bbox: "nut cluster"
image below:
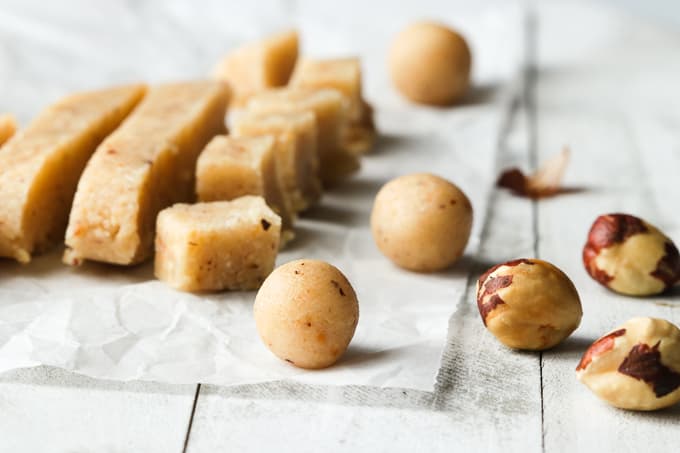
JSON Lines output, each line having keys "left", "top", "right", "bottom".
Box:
{"left": 476, "top": 258, "right": 582, "bottom": 350}
{"left": 576, "top": 317, "right": 680, "bottom": 410}
{"left": 583, "top": 213, "right": 680, "bottom": 296}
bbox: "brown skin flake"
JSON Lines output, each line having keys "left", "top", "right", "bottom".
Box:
{"left": 477, "top": 275, "right": 513, "bottom": 326}
{"left": 618, "top": 341, "right": 680, "bottom": 397}
{"left": 576, "top": 329, "right": 626, "bottom": 371}
{"left": 650, "top": 241, "right": 680, "bottom": 289}
{"left": 585, "top": 214, "right": 648, "bottom": 253}
{"left": 476, "top": 259, "right": 535, "bottom": 325}
{"left": 261, "top": 219, "right": 271, "bottom": 231}
{"left": 583, "top": 214, "right": 648, "bottom": 285}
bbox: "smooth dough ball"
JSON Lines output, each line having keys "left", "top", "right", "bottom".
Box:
{"left": 476, "top": 259, "right": 583, "bottom": 351}
{"left": 254, "top": 259, "right": 359, "bottom": 369}
{"left": 389, "top": 21, "right": 471, "bottom": 105}
{"left": 371, "top": 173, "right": 473, "bottom": 272}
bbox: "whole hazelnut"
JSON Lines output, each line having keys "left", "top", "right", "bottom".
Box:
{"left": 576, "top": 317, "right": 680, "bottom": 411}
{"left": 388, "top": 21, "right": 471, "bottom": 106}
{"left": 476, "top": 259, "right": 582, "bottom": 350}
{"left": 583, "top": 213, "right": 680, "bottom": 296}
{"left": 370, "top": 173, "right": 473, "bottom": 272}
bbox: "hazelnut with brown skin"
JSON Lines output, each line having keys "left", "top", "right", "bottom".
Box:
{"left": 576, "top": 317, "right": 680, "bottom": 411}
{"left": 476, "top": 259, "right": 582, "bottom": 350}
{"left": 371, "top": 173, "right": 473, "bottom": 272}
{"left": 583, "top": 213, "right": 680, "bottom": 296}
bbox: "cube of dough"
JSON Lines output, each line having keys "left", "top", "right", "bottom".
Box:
{"left": 247, "top": 88, "right": 359, "bottom": 185}
{"left": 64, "top": 81, "right": 230, "bottom": 266}
{"left": 0, "top": 85, "right": 146, "bottom": 263}
{"left": 213, "top": 30, "right": 299, "bottom": 106}
{"left": 196, "top": 135, "right": 294, "bottom": 237}
{"left": 154, "top": 196, "right": 281, "bottom": 292}
{"left": 290, "top": 57, "right": 376, "bottom": 154}
{"left": 0, "top": 114, "right": 17, "bottom": 147}
{"left": 233, "top": 111, "right": 320, "bottom": 212}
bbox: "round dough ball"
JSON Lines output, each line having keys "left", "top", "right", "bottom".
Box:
{"left": 476, "top": 259, "right": 583, "bottom": 350}
{"left": 254, "top": 259, "right": 359, "bottom": 369}
{"left": 389, "top": 21, "right": 471, "bottom": 105}
{"left": 371, "top": 173, "right": 473, "bottom": 272}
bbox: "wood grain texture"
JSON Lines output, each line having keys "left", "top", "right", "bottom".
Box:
{"left": 0, "top": 367, "right": 197, "bottom": 453}
{"left": 536, "top": 2, "right": 680, "bottom": 451}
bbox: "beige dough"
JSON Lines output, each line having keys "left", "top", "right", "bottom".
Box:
{"left": 389, "top": 21, "right": 471, "bottom": 105}
{"left": 371, "top": 173, "right": 473, "bottom": 272}
{"left": 254, "top": 259, "right": 359, "bottom": 369}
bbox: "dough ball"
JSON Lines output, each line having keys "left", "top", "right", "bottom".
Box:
{"left": 371, "top": 173, "right": 473, "bottom": 272}
{"left": 389, "top": 21, "right": 471, "bottom": 105}
{"left": 254, "top": 259, "right": 359, "bottom": 369}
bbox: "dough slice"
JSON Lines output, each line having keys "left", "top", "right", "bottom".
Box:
{"left": 64, "top": 81, "right": 230, "bottom": 266}
{"left": 0, "top": 114, "right": 17, "bottom": 147}
{"left": 0, "top": 84, "right": 146, "bottom": 263}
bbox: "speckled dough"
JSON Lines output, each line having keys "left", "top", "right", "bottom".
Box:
{"left": 476, "top": 259, "right": 583, "bottom": 351}
{"left": 154, "top": 196, "right": 281, "bottom": 292}
{"left": 389, "top": 21, "right": 471, "bottom": 106}
{"left": 576, "top": 317, "right": 680, "bottom": 411}
{"left": 371, "top": 173, "right": 473, "bottom": 272}
{"left": 254, "top": 259, "right": 359, "bottom": 369}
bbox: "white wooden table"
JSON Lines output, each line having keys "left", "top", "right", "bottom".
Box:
{"left": 0, "top": 1, "right": 679, "bottom": 451}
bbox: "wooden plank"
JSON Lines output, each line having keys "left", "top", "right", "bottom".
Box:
{"left": 536, "top": 3, "right": 680, "bottom": 451}
{"left": 0, "top": 366, "right": 197, "bottom": 453}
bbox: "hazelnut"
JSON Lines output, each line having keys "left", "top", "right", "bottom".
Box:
{"left": 583, "top": 213, "right": 680, "bottom": 296}
{"left": 254, "top": 259, "right": 359, "bottom": 369}
{"left": 388, "top": 21, "right": 471, "bottom": 105}
{"left": 370, "top": 173, "right": 473, "bottom": 272}
{"left": 576, "top": 317, "right": 680, "bottom": 411}
{"left": 476, "top": 259, "right": 582, "bottom": 350}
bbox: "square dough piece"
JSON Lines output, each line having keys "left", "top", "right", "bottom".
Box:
{"left": 64, "top": 81, "right": 230, "bottom": 266}
{"left": 154, "top": 196, "right": 281, "bottom": 292}
{"left": 0, "top": 84, "right": 146, "bottom": 263}
{"left": 196, "top": 135, "right": 294, "bottom": 238}
{"left": 213, "top": 30, "right": 298, "bottom": 106}
{"left": 247, "top": 88, "right": 359, "bottom": 185}
{"left": 233, "top": 110, "right": 320, "bottom": 212}
{"left": 0, "top": 114, "right": 17, "bottom": 147}
{"left": 290, "top": 57, "right": 375, "bottom": 154}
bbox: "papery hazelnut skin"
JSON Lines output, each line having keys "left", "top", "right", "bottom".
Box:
{"left": 476, "top": 258, "right": 582, "bottom": 350}
{"left": 370, "top": 173, "right": 473, "bottom": 272}
{"left": 576, "top": 317, "right": 680, "bottom": 411}
{"left": 583, "top": 213, "right": 680, "bottom": 296}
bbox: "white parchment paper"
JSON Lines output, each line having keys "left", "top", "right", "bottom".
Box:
{"left": 0, "top": 0, "right": 520, "bottom": 390}
{"left": 0, "top": 106, "right": 502, "bottom": 390}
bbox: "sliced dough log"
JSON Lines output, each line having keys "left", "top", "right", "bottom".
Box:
{"left": 290, "top": 57, "right": 376, "bottom": 154}
{"left": 0, "top": 114, "right": 17, "bottom": 147}
{"left": 247, "top": 88, "right": 359, "bottom": 185}
{"left": 0, "top": 85, "right": 146, "bottom": 263}
{"left": 64, "top": 81, "right": 230, "bottom": 266}
{"left": 234, "top": 111, "right": 320, "bottom": 212}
